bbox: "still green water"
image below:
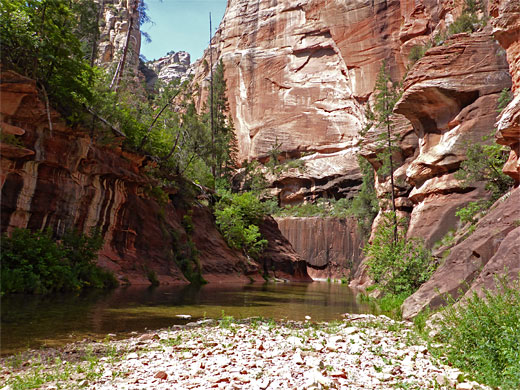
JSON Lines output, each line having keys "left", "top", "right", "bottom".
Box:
{"left": 1, "top": 282, "right": 372, "bottom": 355}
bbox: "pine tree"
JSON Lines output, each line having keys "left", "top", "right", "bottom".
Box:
{"left": 373, "top": 61, "right": 400, "bottom": 243}
{"left": 206, "top": 59, "right": 238, "bottom": 186}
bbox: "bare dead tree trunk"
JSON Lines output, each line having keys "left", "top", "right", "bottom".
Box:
{"left": 209, "top": 12, "right": 216, "bottom": 181}
{"left": 110, "top": 0, "right": 138, "bottom": 92}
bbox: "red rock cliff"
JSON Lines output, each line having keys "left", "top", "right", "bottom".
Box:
{"left": 491, "top": 0, "right": 520, "bottom": 183}
{"left": 0, "top": 71, "right": 309, "bottom": 284}
{"left": 275, "top": 217, "right": 364, "bottom": 280}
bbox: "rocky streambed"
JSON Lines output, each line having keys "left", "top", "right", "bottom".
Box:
{"left": 1, "top": 314, "right": 488, "bottom": 390}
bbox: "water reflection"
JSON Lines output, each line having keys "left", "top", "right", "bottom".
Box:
{"left": 1, "top": 282, "right": 372, "bottom": 355}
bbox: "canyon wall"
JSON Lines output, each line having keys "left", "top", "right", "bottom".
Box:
{"left": 192, "top": 0, "right": 406, "bottom": 202}
{"left": 400, "top": 0, "right": 520, "bottom": 318}
{"left": 0, "top": 71, "right": 309, "bottom": 285}
{"left": 396, "top": 29, "right": 511, "bottom": 245}
{"left": 491, "top": 0, "right": 520, "bottom": 183}
{"left": 275, "top": 217, "right": 363, "bottom": 280}
{"left": 192, "top": 0, "right": 467, "bottom": 203}
{"left": 196, "top": 0, "right": 519, "bottom": 306}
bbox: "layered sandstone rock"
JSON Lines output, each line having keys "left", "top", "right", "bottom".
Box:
{"left": 352, "top": 29, "right": 512, "bottom": 290}
{"left": 148, "top": 51, "right": 194, "bottom": 84}
{"left": 491, "top": 0, "right": 520, "bottom": 183}
{"left": 0, "top": 71, "right": 309, "bottom": 284}
{"left": 140, "top": 51, "right": 195, "bottom": 90}
{"left": 192, "top": 0, "right": 415, "bottom": 201}
{"left": 395, "top": 29, "right": 512, "bottom": 246}
{"left": 275, "top": 217, "right": 363, "bottom": 280}
{"left": 402, "top": 187, "right": 520, "bottom": 319}
{"left": 190, "top": 0, "right": 464, "bottom": 203}
{"left": 96, "top": 0, "right": 141, "bottom": 76}
{"left": 259, "top": 217, "right": 312, "bottom": 282}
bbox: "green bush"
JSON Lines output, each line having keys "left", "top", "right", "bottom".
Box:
{"left": 498, "top": 88, "right": 513, "bottom": 113}
{"left": 214, "top": 191, "right": 268, "bottom": 258}
{"left": 445, "top": 0, "right": 486, "bottom": 39}
{"left": 364, "top": 213, "right": 437, "bottom": 296}
{"left": 1, "top": 228, "right": 117, "bottom": 294}
{"left": 359, "top": 291, "right": 409, "bottom": 319}
{"left": 448, "top": 12, "right": 480, "bottom": 35}
{"left": 275, "top": 200, "right": 329, "bottom": 217}
{"left": 408, "top": 43, "right": 431, "bottom": 64}
{"left": 434, "top": 278, "right": 520, "bottom": 389}
{"left": 455, "top": 132, "right": 513, "bottom": 202}
{"left": 455, "top": 199, "right": 491, "bottom": 225}
{"left": 0, "top": 0, "right": 96, "bottom": 116}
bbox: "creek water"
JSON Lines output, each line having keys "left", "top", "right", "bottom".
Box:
{"left": 1, "top": 281, "right": 373, "bottom": 355}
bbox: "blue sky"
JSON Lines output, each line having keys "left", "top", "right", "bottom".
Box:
{"left": 141, "top": 0, "right": 227, "bottom": 62}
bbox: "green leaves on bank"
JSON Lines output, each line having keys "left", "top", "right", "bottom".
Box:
{"left": 434, "top": 278, "right": 520, "bottom": 389}
{"left": 214, "top": 191, "right": 268, "bottom": 259}
{"left": 1, "top": 228, "right": 118, "bottom": 295}
{"left": 364, "top": 212, "right": 437, "bottom": 297}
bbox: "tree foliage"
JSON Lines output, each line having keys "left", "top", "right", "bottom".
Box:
{"left": 0, "top": 0, "right": 96, "bottom": 115}
{"left": 1, "top": 228, "right": 117, "bottom": 295}
{"left": 349, "top": 157, "right": 380, "bottom": 237}
{"left": 364, "top": 213, "right": 437, "bottom": 296}
{"left": 372, "top": 62, "right": 401, "bottom": 242}
{"left": 455, "top": 132, "right": 513, "bottom": 201}
{"left": 205, "top": 59, "right": 239, "bottom": 187}
{"left": 214, "top": 191, "right": 268, "bottom": 258}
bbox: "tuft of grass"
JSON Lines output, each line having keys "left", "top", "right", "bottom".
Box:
{"left": 218, "top": 311, "right": 235, "bottom": 329}
{"left": 358, "top": 292, "right": 408, "bottom": 319}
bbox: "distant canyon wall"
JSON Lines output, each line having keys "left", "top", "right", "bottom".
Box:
{"left": 276, "top": 217, "right": 363, "bottom": 280}
{"left": 96, "top": 0, "right": 142, "bottom": 75}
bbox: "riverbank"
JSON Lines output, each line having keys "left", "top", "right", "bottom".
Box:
{"left": 1, "top": 314, "right": 487, "bottom": 390}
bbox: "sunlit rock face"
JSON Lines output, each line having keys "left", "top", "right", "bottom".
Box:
{"left": 96, "top": 0, "right": 141, "bottom": 75}
{"left": 402, "top": 187, "right": 520, "bottom": 320}
{"left": 145, "top": 51, "right": 195, "bottom": 85}
{"left": 0, "top": 71, "right": 310, "bottom": 285}
{"left": 192, "top": 0, "right": 418, "bottom": 200}
{"left": 491, "top": 0, "right": 520, "bottom": 183}
{"left": 399, "top": 0, "right": 520, "bottom": 318}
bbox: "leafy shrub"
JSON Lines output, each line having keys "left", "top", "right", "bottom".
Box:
{"left": 1, "top": 228, "right": 117, "bottom": 294}
{"left": 358, "top": 291, "right": 409, "bottom": 319}
{"left": 455, "top": 132, "right": 513, "bottom": 202}
{"left": 0, "top": 132, "right": 23, "bottom": 147}
{"left": 446, "top": 0, "right": 486, "bottom": 38}
{"left": 448, "top": 12, "right": 480, "bottom": 35}
{"left": 214, "top": 191, "right": 268, "bottom": 258}
{"left": 455, "top": 199, "right": 491, "bottom": 225}
{"left": 146, "top": 268, "right": 160, "bottom": 287}
{"left": 434, "top": 278, "right": 520, "bottom": 389}
{"left": 275, "top": 200, "right": 329, "bottom": 217}
{"left": 364, "top": 212, "right": 437, "bottom": 296}
{"left": 0, "top": 0, "right": 96, "bottom": 115}
{"left": 408, "top": 43, "right": 431, "bottom": 64}
{"left": 497, "top": 88, "right": 513, "bottom": 113}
